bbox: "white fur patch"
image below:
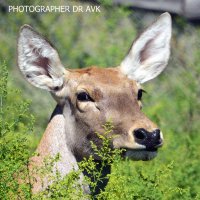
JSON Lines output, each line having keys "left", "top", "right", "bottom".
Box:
{"left": 120, "top": 12, "right": 172, "bottom": 83}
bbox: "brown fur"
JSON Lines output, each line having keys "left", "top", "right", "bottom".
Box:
{"left": 18, "top": 13, "right": 172, "bottom": 193}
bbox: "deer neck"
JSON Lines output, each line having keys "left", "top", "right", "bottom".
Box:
{"left": 35, "top": 104, "right": 110, "bottom": 194}
{"left": 36, "top": 105, "right": 78, "bottom": 176}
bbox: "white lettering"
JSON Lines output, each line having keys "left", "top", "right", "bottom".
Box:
{"left": 96, "top": 6, "right": 101, "bottom": 12}
{"left": 29, "top": 6, "right": 35, "bottom": 12}
{"left": 73, "top": 6, "right": 83, "bottom": 12}
{"left": 7, "top": 5, "right": 99, "bottom": 13}
{"left": 86, "top": 6, "right": 101, "bottom": 12}
{"left": 18, "top": 6, "right": 24, "bottom": 13}
{"left": 40, "top": 6, "right": 44, "bottom": 12}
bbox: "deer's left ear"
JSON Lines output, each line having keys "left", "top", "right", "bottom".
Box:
{"left": 120, "top": 12, "right": 172, "bottom": 84}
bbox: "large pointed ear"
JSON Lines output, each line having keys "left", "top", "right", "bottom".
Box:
{"left": 120, "top": 12, "right": 172, "bottom": 84}
{"left": 17, "top": 25, "right": 67, "bottom": 91}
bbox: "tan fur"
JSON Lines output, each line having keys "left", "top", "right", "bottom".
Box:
{"left": 17, "top": 13, "right": 171, "bottom": 193}
{"left": 30, "top": 66, "right": 158, "bottom": 193}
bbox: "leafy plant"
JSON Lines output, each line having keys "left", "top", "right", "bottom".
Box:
{"left": 0, "top": 62, "right": 34, "bottom": 199}
{"left": 33, "top": 121, "right": 124, "bottom": 199}
{"left": 1, "top": 1, "right": 200, "bottom": 199}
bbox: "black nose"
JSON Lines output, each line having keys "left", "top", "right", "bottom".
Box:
{"left": 133, "top": 128, "right": 162, "bottom": 150}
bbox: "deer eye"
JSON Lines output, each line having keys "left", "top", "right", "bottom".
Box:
{"left": 77, "top": 92, "right": 94, "bottom": 102}
{"left": 137, "top": 89, "right": 146, "bottom": 101}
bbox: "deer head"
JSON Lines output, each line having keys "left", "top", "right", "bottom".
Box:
{"left": 17, "top": 13, "right": 171, "bottom": 161}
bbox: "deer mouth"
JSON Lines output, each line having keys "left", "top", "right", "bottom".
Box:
{"left": 123, "top": 148, "right": 158, "bottom": 161}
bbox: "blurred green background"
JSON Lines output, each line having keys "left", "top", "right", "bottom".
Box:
{"left": 0, "top": 0, "right": 200, "bottom": 199}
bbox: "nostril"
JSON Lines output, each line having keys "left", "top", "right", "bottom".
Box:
{"left": 152, "top": 129, "right": 160, "bottom": 140}
{"left": 134, "top": 128, "right": 148, "bottom": 141}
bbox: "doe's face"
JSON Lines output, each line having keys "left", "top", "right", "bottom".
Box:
{"left": 58, "top": 67, "right": 162, "bottom": 161}
{"left": 17, "top": 13, "right": 171, "bottom": 161}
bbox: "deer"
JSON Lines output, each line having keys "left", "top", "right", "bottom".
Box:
{"left": 17, "top": 12, "right": 171, "bottom": 194}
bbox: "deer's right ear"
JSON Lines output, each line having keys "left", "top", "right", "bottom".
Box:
{"left": 17, "top": 25, "right": 67, "bottom": 91}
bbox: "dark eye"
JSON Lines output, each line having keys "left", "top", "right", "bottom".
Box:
{"left": 137, "top": 89, "right": 146, "bottom": 101}
{"left": 77, "top": 92, "right": 94, "bottom": 102}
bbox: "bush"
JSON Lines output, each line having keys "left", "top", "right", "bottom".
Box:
{"left": 0, "top": 62, "right": 34, "bottom": 199}
{"left": 32, "top": 121, "right": 123, "bottom": 200}
{"left": 1, "top": 44, "right": 200, "bottom": 199}
{"left": 1, "top": 1, "right": 200, "bottom": 199}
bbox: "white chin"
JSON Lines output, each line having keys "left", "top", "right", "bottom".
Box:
{"left": 125, "top": 149, "right": 158, "bottom": 161}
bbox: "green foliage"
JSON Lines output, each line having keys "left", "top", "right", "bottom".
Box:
{"left": 0, "top": 0, "right": 136, "bottom": 135}
{"left": 0, "top": 1, "right": 200, "bottom": 199}
{"left": 32, "top": 154, "right": 89, "bottom": 200}
{"left": 79, "top": 121, "right": 123, "bottom": 197}
{"left": 33, "top": 121, "right": 124, "bottom": 199}
{"left": 1, "top": 58, "right": 200, "bottom": 199}
{"left": 141, "top": 41, "right": 200, "bottom": 199}
{"left": 0, "top": 62, "right": 35, "bottom": 199}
